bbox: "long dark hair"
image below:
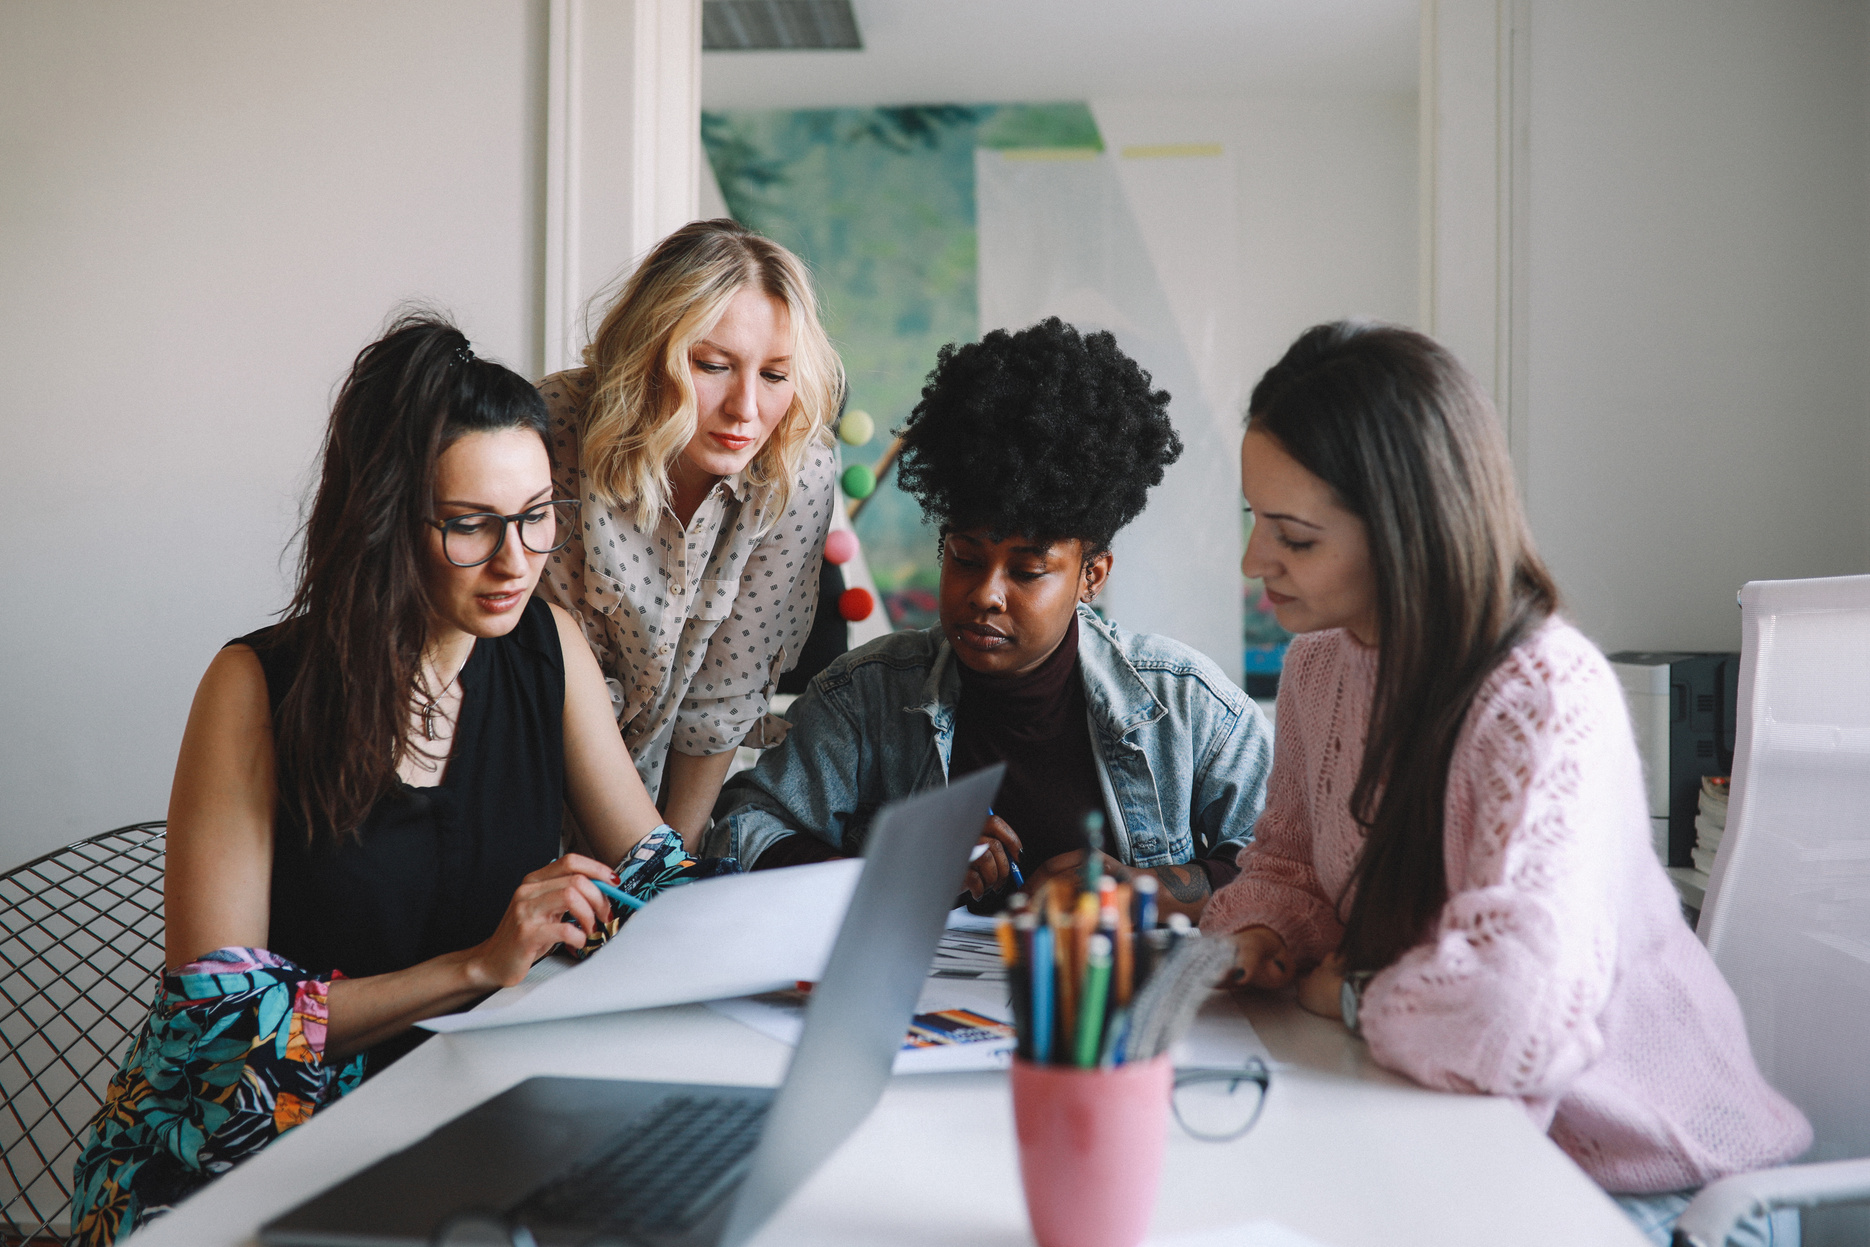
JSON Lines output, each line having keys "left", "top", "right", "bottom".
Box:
{"left": 1248, "top": 321, "right": 1560, "bottom": 972}
{"left": 273, "top": 313, "right": 548, "bottom": 840}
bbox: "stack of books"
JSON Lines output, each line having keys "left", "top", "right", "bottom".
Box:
{"left": 1693, "top": 775, "right": 1730, "bottom": 876}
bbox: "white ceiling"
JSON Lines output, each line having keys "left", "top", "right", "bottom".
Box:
{"left": 700, "top": 0, "right": 1420, "bottom": 110}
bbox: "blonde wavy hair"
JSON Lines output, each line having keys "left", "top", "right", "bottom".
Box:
{"left": 578, "top": 218, "right": 843, "bottom": 532}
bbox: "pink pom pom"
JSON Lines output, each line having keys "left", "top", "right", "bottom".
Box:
{"left": 824, "top": 529, "right": 859, "bottom": 565}
{"left": 837, "top": 587, "right": 875, "bottom": 622}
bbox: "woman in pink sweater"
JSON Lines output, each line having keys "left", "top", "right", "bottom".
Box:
{"left": 1203, "top": 322, "right": 1809, "bottom": 1243}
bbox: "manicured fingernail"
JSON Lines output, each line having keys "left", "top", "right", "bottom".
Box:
{"left": 611, "top": 872, "right": 621, "bottom": 883}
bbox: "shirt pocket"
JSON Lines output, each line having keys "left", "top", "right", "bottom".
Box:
{"left": 692, "top": 577, "right": 735, "bottom": 622}
{"left": 587, "top": 564, "right": 632, "bottom": 617}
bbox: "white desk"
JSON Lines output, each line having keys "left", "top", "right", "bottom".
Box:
{"left": 123, "top": 986, "right": 1645, "bottom": 1247}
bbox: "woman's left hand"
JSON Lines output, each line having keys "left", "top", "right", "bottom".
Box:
{"left": 1296, "top": 952, "right": 1347, "bottom": 1021}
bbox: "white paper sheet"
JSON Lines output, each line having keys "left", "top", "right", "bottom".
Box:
{"left": 943, "top": 907, "right": 1001, "bottom": 933}
{"left": 419, "top": 858, "right": 864, "bottom": 1033}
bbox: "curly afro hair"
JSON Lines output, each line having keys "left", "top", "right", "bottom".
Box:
{"left": 894, "top": 318, "right": 1183, "bottom": 554}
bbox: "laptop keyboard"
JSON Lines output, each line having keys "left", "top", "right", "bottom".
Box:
{"left": 509, "top": 1094, "right": 771, "bottom": 1233}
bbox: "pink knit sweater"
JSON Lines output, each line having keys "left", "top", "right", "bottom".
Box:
{"left": 1202, "top": 618, "right": 1811, "bottom": 1192}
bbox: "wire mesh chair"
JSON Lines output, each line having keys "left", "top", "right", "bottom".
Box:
{"left": 1, "top": 822, "right": 166, "bottom": 1246}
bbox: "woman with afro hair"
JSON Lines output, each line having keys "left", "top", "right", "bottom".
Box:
{"left": 708, "top": 318, "right": 1273, "bottom": 919}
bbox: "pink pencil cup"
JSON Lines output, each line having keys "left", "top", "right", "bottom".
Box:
{"left": 1009, "top": 1054, "right": 1173, "bottom": 1247}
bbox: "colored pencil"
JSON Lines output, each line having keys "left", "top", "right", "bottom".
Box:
{"left": 1008, "top": 913, "right": 1036, "bottom": 1062}
{"left": 1054, "top": 901, "right": 1078, "bottom": 1056}
{"left": 1075, "top": 934, "right": 1113, "bottom": 1067}
{"left": 1112, "top": 882, "right": 1134, "bottom": 1007}
{"left": 1030, "top": 921, "right": 1054, "bottom": 1065}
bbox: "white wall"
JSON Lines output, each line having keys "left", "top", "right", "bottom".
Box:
{"left": 0, "top": 1, "right": 548, "bottom": 871}
{"left": 1085, "top": 95, "right": 1419, "bottom": 678}
{"left": 1091, "top": 95, "right": 1420, "bottom": 431}
{"left": 1522, "top": 0, "right": 1870, "bottom": 653}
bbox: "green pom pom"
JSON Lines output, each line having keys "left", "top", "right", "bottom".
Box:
{"left": 838, "top": 409, "right": 875, "bottom": 446}
{"left": 840, "top": 463, "right": 877, "bottom": 499}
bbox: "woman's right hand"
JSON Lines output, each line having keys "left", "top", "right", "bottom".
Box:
{"left": 465, "top": 854, "right": 618, "bottom": 989}
{"left": 963, "top": 814, "right": 1024, "bottom": 899}
{"left": 1221, "top": 925, "right": 1296, "bottom": 991}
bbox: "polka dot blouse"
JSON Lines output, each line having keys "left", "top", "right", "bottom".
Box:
{"left": 536, "top": 370, "right": 835, "bottom": 800}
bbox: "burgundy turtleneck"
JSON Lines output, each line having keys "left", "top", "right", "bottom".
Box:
{"left": 948, "top": 615, "right": 1108, "bottom": 869}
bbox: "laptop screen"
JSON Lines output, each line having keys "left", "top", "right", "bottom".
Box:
{"left": 720, "top": 765, "right": 1003, "bottom": 1247}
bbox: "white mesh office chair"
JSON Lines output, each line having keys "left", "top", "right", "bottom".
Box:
{"left": 0, "top": 822, "right": 166, "bottom": 1245}
{"left": 1675, "top": 576, "right": 1870, "bottom": 1247}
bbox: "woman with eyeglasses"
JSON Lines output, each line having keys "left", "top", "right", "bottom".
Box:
{"left": 1206, "top": 322, "right": 1809, "bottom": 1245}
{"left": 71, "top": 316, "right": 705, "bottom": 1246}
{"left": 536, "top": 219, "right": 843, "bottom": 846}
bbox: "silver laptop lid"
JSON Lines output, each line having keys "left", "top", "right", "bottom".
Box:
{"left": 719, "top": 764, "right": 1003, "bottom": 1247}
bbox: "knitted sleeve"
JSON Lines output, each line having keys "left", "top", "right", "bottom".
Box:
{"left": 1198, "top": 635, "right": 1341, "bottom": 963}
{"left": 1358, "top": 628, "right": 1621, "bottom": 1105}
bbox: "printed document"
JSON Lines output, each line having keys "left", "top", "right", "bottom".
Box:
{"left": 419, "top": 859, "right": 863, "bottom": 1033}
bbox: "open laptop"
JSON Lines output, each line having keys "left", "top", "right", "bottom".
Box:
{"left": 259, "top": 764, "right": 1003, "bottom": 1247}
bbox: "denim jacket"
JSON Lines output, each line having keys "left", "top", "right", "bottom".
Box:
{"left": 706, "top": 606, "right": 1274, "bottom": 870}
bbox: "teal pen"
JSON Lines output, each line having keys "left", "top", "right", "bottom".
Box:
{"left": 591, "top": 877, "right": 646, "bottom": 912}
{"left": 988, "top": 808, "right": 1025, "bottom": 888}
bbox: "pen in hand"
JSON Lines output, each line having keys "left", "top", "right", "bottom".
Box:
{"left": 987, "top": 807, "right": 1026, "bottom": 889}
{"left": 590, "top": 877, "right": 646, "bottom": 912}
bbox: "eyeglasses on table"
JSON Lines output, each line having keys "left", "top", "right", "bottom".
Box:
{"left": 1171, "top": 1057, "right": 1272, "bottom": 1143}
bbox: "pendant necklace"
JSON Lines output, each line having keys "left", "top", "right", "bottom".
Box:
{"left": 415, "top": 662, "right": 460, "bottom": 742}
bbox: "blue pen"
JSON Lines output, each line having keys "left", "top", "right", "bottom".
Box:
{"left": 591, "top": 877, "right": 647, "bottom": 912}
{"left": 989, "top": 808, "right": 1026, "bottom": 889}
{"left": 1030, "top": 921, "right": 1054, "bottom": 1065}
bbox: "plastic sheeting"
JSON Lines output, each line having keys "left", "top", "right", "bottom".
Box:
{"left": 976, "top": 148, "right": 1244, "bottom": 683}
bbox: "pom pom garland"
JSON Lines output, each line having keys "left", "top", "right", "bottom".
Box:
{"left": 840, "top": 463, "right": 877, "bottom": 499}
{"left": 837, "top": 587, "right": 876, "bottom": 622}
{"left": 823, "top": 529, "right": 859, "bottom": 565}
{"left": 838, "top": 409, "right": 875, "bottom": 446}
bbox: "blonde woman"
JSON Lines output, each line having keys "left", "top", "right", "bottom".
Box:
{"left": 538, "top": 219, "right": 843, "bottom": 844}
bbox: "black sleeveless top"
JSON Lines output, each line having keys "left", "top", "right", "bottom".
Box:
{"left": 231, "top": 596, "right": 566, "bottom": 995}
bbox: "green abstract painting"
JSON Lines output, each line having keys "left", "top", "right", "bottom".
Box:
{"left": 702, "top": 102, "right": 1102, "bottom": 629}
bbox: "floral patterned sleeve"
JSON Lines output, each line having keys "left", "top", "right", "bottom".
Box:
{"left": 672, "top": 440, "right": 837, "bottom": 757}
{"left": 567, "top": 824, "right": 741, "bottom": 958}
{"left": 69, "top": 948, "right": 365, "bottom": 1246}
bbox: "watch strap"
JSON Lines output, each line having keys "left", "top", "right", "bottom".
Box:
{"left": 1340, "top": 970, "right": 1376, "bottom": 1036}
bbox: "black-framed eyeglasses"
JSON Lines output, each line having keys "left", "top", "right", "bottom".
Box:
{"left": 426, "top": 500, "right": 580, "bottom": 568}
{"left": 1171, "top": 1058, "right": 1271, "bottom": 1142}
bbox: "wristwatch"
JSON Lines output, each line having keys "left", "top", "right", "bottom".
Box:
{"left": 1340, "top": 971, "right": 1376, "bottom": 1037}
